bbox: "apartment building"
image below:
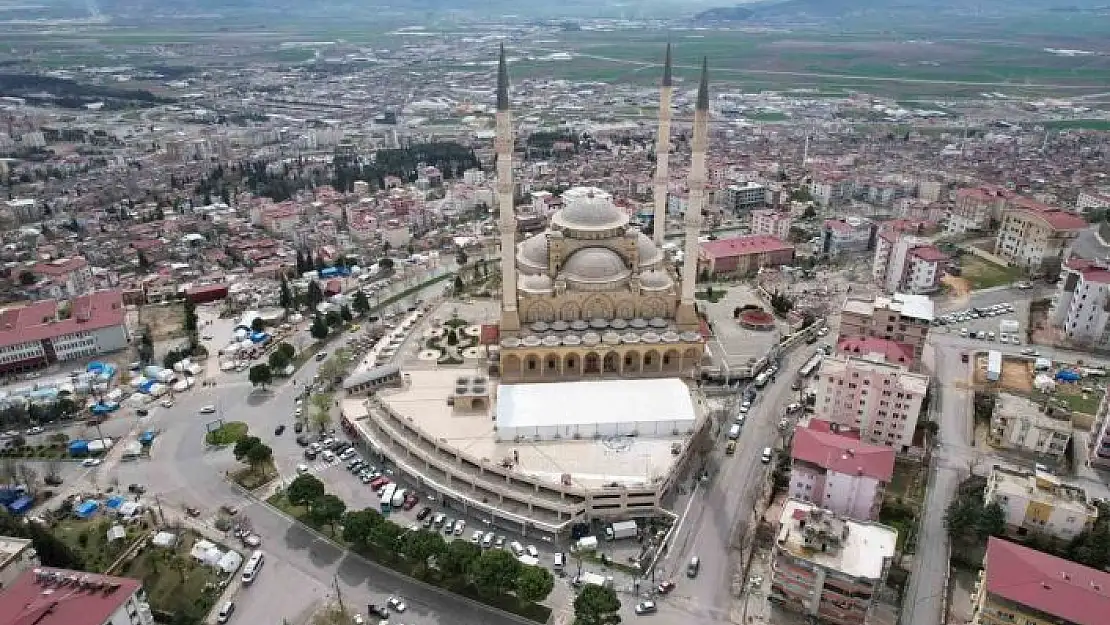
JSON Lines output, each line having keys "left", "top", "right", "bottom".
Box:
{"left": 971, "top": 537, "right": 1110, "bottom": 625}
{"left": 815, "top": 353, "right": 929, "bottom": 452}
{"left": 821, "top": 218, "right": 873, "bottom": 257}
{"left": 1050, "top": 258, "right": 1110, "bottom": 348}
{"left": 871, "top": 231, "right": 948, "bottom": 295}
{"left": 808, "top": 172, "right": 854, "bottom": 207}
{"left": 698, "top": 235, "right": 796, "bottom": 277}
{"left": 0, "top": 537, "right": 38, "bottom": 590}
{"left": 1075, "top": 189, "right": 1110, "bottom": 215}
{"left": 994, "top": 202, "right": 1088, "bottom": 270}
{"left": 789, "top": 423, "right": 895, "bottom": 521}
{"left": 750, "top": 209, "right": 792, "bottom": 240}
{"left": 0, "top": 290, "right": 130, "bottom": 375}
{"left": 836, "top": 336, "right": 916, "bottom": 370}
{"left": 2, "top": 198, "right": 43, "bottom": 224}
{"left": 947, "top": 185, "right": 1011, "bottom": 234}
{"left": 988, "top": 393, "right": 1072, "bottom": 462}
{"left": 838, "top": 293, "right": 934, "bottom": 365}
{"left": 983, "top": 465, "right": 1098, "bottom": 541}
{"left": 0, "top": 567, "right": 153, "bottom": 625}
{"left": 32, "top": 256, "right": 95, "bottom": 299}
{"left": 724, "top": 181, "right": 767, "bottom": 212}
{"left": 1087, "top": 391, "right": 1110, "bottom": 470}
{"left": 770, "top": 499, "right": 897, "bottom": 625}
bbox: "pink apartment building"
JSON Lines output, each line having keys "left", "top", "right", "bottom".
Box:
{"left": 789, "top": 422, "right": 895, "bottom": 521}
{"left": 750, "top": 209, "right": 792, "bottom": 240}
{"left": 815, "top": 353, "right": 929, "bottom": 453}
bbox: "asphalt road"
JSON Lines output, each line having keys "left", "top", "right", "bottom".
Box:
{"left": 659, "top": 346, "right": 810, "bottom": 624}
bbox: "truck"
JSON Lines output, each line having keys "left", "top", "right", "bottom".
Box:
{"left": 573, "top": 572, "right": 614, "bottom": 589}
{"left": 391, "top": 488, "right": 407, "bottom": 509}
{"left": 986, "top": 350, "right": 1003, "bottom": 382}
{"left": 576, "top": 535, "right": 599, "bottom": 551}
{"left": 379, "top": 483, "right": 397, "bottom": 513}
{"left": 604, "top": 520, "right": 638, "bottom": 541}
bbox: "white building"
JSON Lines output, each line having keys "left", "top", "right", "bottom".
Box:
{"left": 3, "top": 198, "right": 42, "bottom": 224}
{"left": 871, "top": 232, "right": 948, "bottom": 295}
{"left": 988, "top": 393, "right": 1072, "bottom": 461}
{"left": 815, "top": 353, "right": 929, "bottom": 452}
{"left": 0, "top": 537, "right": 38, "bottom": 591}
{"left": 0, "top": 290, "right": 130, "bottom": 374}
{"left": 749, "top": 209, "right": 792, "bottom": 240}
{"left": 1051, "top": 258, "right": 1110, "bottom": 348}
{"left": 1076, "top": 189, "right": 1110, "bottom": 215}
{"left": 983, "top": 465, "right": 1098, "bottom": 541}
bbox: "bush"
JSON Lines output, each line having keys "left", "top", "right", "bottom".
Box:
{"left": 204, "top": 422, "right": 248, "bottom": 446}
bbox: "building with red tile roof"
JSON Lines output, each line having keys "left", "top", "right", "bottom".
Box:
{"left": 836, "top": 336, "right": 915, "bottom": 369}
{"left": 0, "top": 566, "right": 151, "bottom": 625}
{"left": 972, "top": 537, "right": 1110, "bottom": 625}
{"left": 995, "top": 202, "right": 1089, "bottom": 270}
{"left": 31, "top": 256, "right": 94, "bottom": 299}
{"left": 0, "top": 290, "right": 129, "bottom": 375}
{"left": 698, "top": 235, "right": 794, "bottom": 276}
{"left": 789, "top": 423, "right": 895, "bottom": 521}
{"left": 871, "top": 228, "right": 949, "bottom": 295}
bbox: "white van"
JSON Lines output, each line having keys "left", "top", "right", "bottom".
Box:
{"left": 553, "top": 552, "right": 565, "bottom": 571}
{"left": 241, "top": 550, "right": 265, "bottom": 584}
{"left": 509, "top": 541, "right": 525, "bottom": 557}
{"left": 761, "top": 447, "right": 773, "bottom": 464}
{"left": 728, "top": 424, "right": 741, "bottom": 440}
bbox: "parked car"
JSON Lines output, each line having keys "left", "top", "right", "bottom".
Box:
{"left": 216, "top": 601, "right": 235, "bottom": 623}
{"left": 416, "top": 506, "right": 432, "bottom": 521}
{"left": 293, "top": 421, "right": 304, "bottom": 433}
{"left": 274, "top": 425, "right": 286, "bottom": 436}
{"left": 185, "top": 506, "right": 201, "bottom": 517}
{"left": 128, "top": 484, "right": 146, "bottom": 494}
{"left": 656, "top": 580, "right": 676, "bottom": 595}
{"left": 402, "top": 494, "right": 419, "bottom": 510}
{"left": 80, "top": 458, "right": 101, "bottom": 468}
{"left": 635, "top": 601, "right": 657, "bottom": 615}
{"left": 199, "top": 405, "right": 216, "bottom": 414}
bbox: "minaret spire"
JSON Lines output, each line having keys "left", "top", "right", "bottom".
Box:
{"left": 677, "top": 57, "right": 710, "bottom": 331}
{"left": 495, "top": 43, "right": 520, "bottom": 332}
{"left": 651, "top": 43, "right": 674, "bottom": 246}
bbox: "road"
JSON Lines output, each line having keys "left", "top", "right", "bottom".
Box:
{"left": 660, "top": 346, "right": 810, "bottom": 624}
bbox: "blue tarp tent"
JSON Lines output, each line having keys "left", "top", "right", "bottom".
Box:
{"left": 90, "top": 403, "right": 116, "bottom": 415}
{"left": 7, "top": 495, "right": 33, "bottom": 515}
{"left": 68, "top": 440, "right": 89, "bottom": 455}
{"left": 74, "top": 500, "right": 99, "bottom": 519}
{"left": 87, "top": 361, "right": 106, "bottom": 373}
{"left": 96, "top": 364, "right": 117, "bottom": 379}
{"left": 139, "top": 380, "right": 157, "bottom": 394}
{"left": 319, "top": 267, "right": 339, "bottom": 279}
{"left": 0, "top": 487, "right": 25, "bottom": 506}
{"left": 250, "top": 332, "right": 270, "bottom": 344}
{"left": 1056, "top": 370, "right": 1082, "bottom": 382}
{"left": 139, "top": 431, "right": 156, "bottom": 445}
{"left": 104, "top": 496, "right": 124, "bottom": 510}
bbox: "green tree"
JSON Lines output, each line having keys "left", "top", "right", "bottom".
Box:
{"left": 277, "top": 341, "right": 296, "bottom": 360}
{"left": 245, "top": 441, "right": 273, "bottom": 473}
{"left": 307, "top": 280, "right": 324, "bottom": 306}
{"left": 248, "top": 364, "right": 273, "bottom": 388}
{"left": 268, "top": 349, "right": 290, "bottom": 371}
{"left": 802, "top": 203, "right": 817, "bottom": 219}
{"left": 340, "top": 305, "right": 353, "bottom": 323}
{"left": 378, "top": 257, "right": 394, "bottom": 272}
{"left": 401, "top": 529, "right": 447, "bottom": 564}
{"left": 352, "top": 290, "right": 371, "bottom": 315}
{"left": 342, "top": 508, "right": 384, "bottom": 546}
{"left": 325, "top": 310, "right": 342, "bottom": 327}
{"left": 251, "top": 317, "right": 265, "bottom": 333}
{"left": 453, "top": 275, "right": 464, "bottom": 294}
{"left": 18, "top": 270, "right": 36, "bottom": 286}
{"left": 439, "top": 539, "right": 481, "bottom": 579}
{"left": 515, "top": 565, "right": 555, "bottom": 603}
{"left": 138, "top": 325, "right": 154, "bottom": 363}
{"left": 944, "top": 494, "right": 981, "bottom": 540}
{"left": 573, "top": 584, "right": 621, "bottom": 625}
{"left": 309, "top": 494, "right": 346, "bottom": 530}
{"left": 279, "top": 277, "right": 293, "bottom": 310}
{"left": 137, "top": 250, "right": 151, "bottom": 271}
{"left": 233, "top": 436, "right": 262, "bottom": 462}
{"left": 977, "top": 501, "right": 1007, "bottom": 539}
{"left": 447, "top": 328, "right": 458, "bottom": 346}
{"left": 286, "top": 474, "right": 325, "bottom": 507}
{"left": 456, "top": 250, "right": 468, "bottom": 266}
{"left": 183, "top": 298, "right": 199, "bottom": 339}
{"left": 472, "top": 548, "right": 521, "bottom": 597}
{"left": 310, "top": 393, "right": 333, "bottom": 432}
{"left": 310, "top": 315, "right": 329, "bottom": 340}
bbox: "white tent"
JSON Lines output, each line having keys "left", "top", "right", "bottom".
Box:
{"left": 151, "top": 531, "right": 177, "bottom": 547}
{"left": 217, "top": 550, "right": 243, "bottom": 574}
{"left": 107, "top": 525, "right": 127, "bottom": 543}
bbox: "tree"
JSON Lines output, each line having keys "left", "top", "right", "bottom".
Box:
{"left": 287, "top": 474, "right": 326, "bottom": 507}
{"left": 277, "top": 341, "right": 296, "bottom": 360}
{"left": 279, "top": 277, "right": 293, "bottom": 311}
{"left": 138, "top": 325, "right": 154, "bottom": 363}
{"left": 439, "top": 539, "right": 481, "bottom": 579}
{"left": 977, "top": 501, "right": 1007, "bottom": 539}
{"left": 137, "top": 250, "right": 151, "bottom": 271}
{"left": 515, "top": 565, "right": 555, "bottom": 603}
{"left": 340, "top": 305, "right": 353, "bottom": 323}
{"left": 310, "top": 315, "right": 329, "bottom": 340}
{"left": 325, "top": 310, "right": 342, "bottom": 327}
{"left": 352, "top": 290, "right": 371, "bottom": 315}
{"left": 17, "top": 270, "right": 35, "bottom": 286}
{"left": 309, "top": 494, "right": 347, "bottom": 531}
{"left": 401, "top": 529, "right": 447, "bottom": 564}
{"left": 573, "top": 584, "right": 621, "bottom": 625}
{"left": 802, "top": 204, "right": 817, "bottom": 219}
{"left": 378, "top": 257, "right": 394, "bottom": 272}
{"left": 310, "top": 393, "right": 333, "bottom": 432}
{"left": 248, "top": 364, "right": 273, "bottom": 388}
{"left": 245, "top": 441, "right": 273, "bottom": 473}
{"left": 453, "top": 275, "right": 464, "bottom": 294}
{"left": 447, "top": 328, "right": 458, "bottom": 346}
{"left": 233, "top": 436, "right": 262, "bottom": 462}
{"left": 472, "top": 549, "right": 521, "bottom": 597}
{"left": 307, "top": 280, "right": 324, "bottom": 307}
{"left": 251, "top": 317, "right": 265, "bottom": 333}
{"left": 456, "top": 250, "right": 468, "bottom": 266}
{"left": 268, "top": 349, "right": 291, "bottom": 371}
{"left": 944, "top": 493, "right": 981, "bottom": 540}
{"left": 183, "top": 298, "right": 199, "bottom": 338}
{"left": 342, "top": 508, "right": 384, "bottom": 546}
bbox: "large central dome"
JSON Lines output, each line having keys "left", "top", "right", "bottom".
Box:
{"left": 562, "top": 247, "right": 631, "bottom": 285}
{"left": 551, "top": 187, "right": 630, "bottom": 234}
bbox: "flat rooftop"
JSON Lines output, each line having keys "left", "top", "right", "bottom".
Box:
{"left": 842, "top": 292, "right": 934, "bottom": 322}
{"left": 777, "top": 499, "right": 897, "bottom": 580}
{"left": 377, "top": 369, "right": 690, "bottom": 489}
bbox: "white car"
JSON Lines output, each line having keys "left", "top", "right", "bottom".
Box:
{"left": 160, "top": 399, "right": 175, "bottom": 408}
{"left": 321, "top": 451, "right": 336, "bottom": 462}
{"left": 296, "top": 464, "right": 309, "bottom": 474}
{"left": 81, "top": 458, "right": 102, "bottom": 468}
{"left": 243, "top": 534, "right": 262, "bottom": 547}
{"left": 470, "top": 530, "right": 484, "bottom": 544}
{"left": 25, "top": 426, "right": 44, "bottom": 435}
{"left": 525, "top": 545, "right": 539, "bottom": 558}
{"left": 199, "top": 405, "right": 216, "bottom": 414}
{"left": 387, "top": 596, "right": 406, "bottom": 612}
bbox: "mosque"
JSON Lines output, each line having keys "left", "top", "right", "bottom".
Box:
{"left": 493, "top": 45, "right": 710, "bottom": 384}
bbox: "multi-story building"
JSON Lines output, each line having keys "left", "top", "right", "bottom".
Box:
{"left": 815, "top": 353, "right": 928, "bottom": 452}
{"left": 1087, "top": 390, "right": 1110, "bottom": 469}
{"left": 0, "top": 290, "right": 130, "bottom": 375}
{"left": 838, "top": 293, "right": 934, "bottom": 365}
{"left": 994, "top": 202, "right": 1088, "bottom": 270}
{"left": 698, "top": 235, "right": 795, "bottom": 277}
{"left": 1051, "top": 258, "right": 1110, "bottom": 347}
{"left": 0, "top": 537, "right": 38, "bottom": 590}
{"left": 836, "top": 336, "right": 916, "bottom": 370}
{"left": 983, "top": 465, "right": 1098, "bottom": 541}
{"left": 750, "top": 209, "right": 792, "bottom": 240}
{"left": 2, "top": 198, "right": 43, "bottom": 224}
{"left": 789, "top": 422, "right": 895, "bottom": 521}
{"left": 948, "top": 185, "right": 1011, "bottom": 234}
{"left": 770, "top": 499, "right": 897, "bottom": 625}
{"left": 808, "top": 172, "right": 854, "bottom": 207}
{"left": 871, "top": 231, "right": 948, "bottom": 295}
{"left": 988, "top": 393, "right": 1072, "bottom": 462}
{"left": 0, "top": 567, "right": 153, "bottom": 625}
{"left": 821, "top": 218, "right": 873, "bottom": 257}
{"left": 1076, "top": 189, "right": 1110, "bottom": 216}
{"left": 32, "top": 257, "right": 95, "bottom": 299}
{"left": 724, "top": 181, "right": 766, "bottom": 212}
{"left": 971, "top": 537, "right": 1110, "bottom": 625}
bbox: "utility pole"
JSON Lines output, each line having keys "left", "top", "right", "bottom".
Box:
{"left": 333, "top": 574, "right": 346, "bottom": 616}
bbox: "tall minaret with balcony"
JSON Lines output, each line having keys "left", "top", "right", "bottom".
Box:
{"left": 496, "top": 44, "right": 521, "bottom": 333}
{"left": 651, "top": 43, "right": 674, "bottom": 247}
{"left": 676, "top": 58, "right": 710, "bottom": 331}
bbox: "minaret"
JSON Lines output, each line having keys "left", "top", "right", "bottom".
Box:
{"left": 651, "top": 43, "right": 674, "bottom": 246}
{"left": 676, "top": 58, "right": 710, "bottom": 331}
{"left": 496, "top": 44, "right": 521, "bottom": 333}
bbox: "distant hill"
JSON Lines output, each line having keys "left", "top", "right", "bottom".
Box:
{"left": 745, "top": 0, "right": 1110, "bottom": 18}
{"left": 693, "top": 6, "right": 754, "bottom": 22}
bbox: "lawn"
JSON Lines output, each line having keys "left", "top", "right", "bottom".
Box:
{"left": 1049, "top": 385, "right": 1104, "bottom": 416}
{"left": 957, "top": 254, "right": 1024, "bottom": 290}
{"left": 204, "top": 421, "right": 247, "bottom": 446}
{"left": 118, "top": 530, "right": 224, "bottom": 623}
{"left": 54, "top": 518, "right": 141, "bottom": 573}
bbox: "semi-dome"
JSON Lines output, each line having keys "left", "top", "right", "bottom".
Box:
{"left": 516, "top": 235, "right": 549, "bottom": 273}
{"left": 519, "top": 274, "right": 554, "bottom": 293}
{"left": 635, "top": 232, "right": 664, "bottom": 267}
{"left": 639, "top": 269, "right": 673, "bottom": 290}
{"left": 561, "top": 247, "right": 630, "bottom": 284}
{"left": 551, "top": 188, "right": 629, "bottom": 233}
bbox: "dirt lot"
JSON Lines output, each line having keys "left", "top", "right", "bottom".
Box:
{"left": 973, "top": 355, "right": 1033, "bottom": 393}
{"left": 139, "top": 303, "right": 185, "bottom": 341}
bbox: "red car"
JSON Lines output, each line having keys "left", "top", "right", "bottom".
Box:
{"left": 402, "top": 493, "right": 419, "bottom": 510}
{"left": 657, "top": 580, "right": 676, "bottom": 595}
{"left": 370, "top": 477, "right": 390, "bottom": 490}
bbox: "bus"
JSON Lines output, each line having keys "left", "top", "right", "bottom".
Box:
{"left": 754, "top": 369, "right": 773, "bottom": 389}
{"left": 242, "top": 550, "right": 265, "bottom": 584}
{"left": 799, "top": 352, "right": 823, "bottom": 378}
{"left": 379, "top": 483, "right": 397, "bottom": 514}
